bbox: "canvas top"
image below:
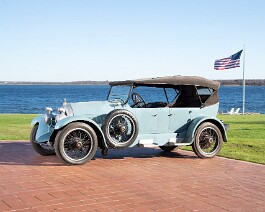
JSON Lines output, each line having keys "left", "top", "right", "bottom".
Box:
{"left": 110, "top": 75, "right": 220, "bottom": 90}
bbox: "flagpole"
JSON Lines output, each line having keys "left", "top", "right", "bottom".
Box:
{"left": 242, "top": 45, "right": 246, "bottom": 115}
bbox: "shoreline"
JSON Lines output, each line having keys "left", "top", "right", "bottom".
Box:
{"left": 0, "top": 81, "right": 109, "bottom": 86}
{"left": 1, "top": 79, "right": 265, "bottom": 86}
{"left": 1, "top": 83, "right": 265, "bottom": 86}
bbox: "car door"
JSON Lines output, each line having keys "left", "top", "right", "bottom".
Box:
{"left": 128, "top": 86, "right": 170, "bottom": 134}
{"left": 167, "top": 85, "right": 202, "bottom": 133}
{"left": 168, "top": 108, "right": 191, "bottom": 133}
{"left": 133, "top": 107, "right": 169, "bottom": 134}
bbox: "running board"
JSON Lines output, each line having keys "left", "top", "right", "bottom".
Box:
{"left": 138, "top": 138, "right": 192, "bottom": 148}
{"left": 168, "top": 138, "right": 192, "bottom": 146}
{"left": 138, "top": 139, "right": 158, "bottom": 147}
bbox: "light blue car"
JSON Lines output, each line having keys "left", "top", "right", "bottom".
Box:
{"left": 30, "top": 76, "right": 228, "bottom": 165}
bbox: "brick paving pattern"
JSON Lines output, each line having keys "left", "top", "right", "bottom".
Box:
{"left": 0, "top": 140, "right": 265, "bottom": 211}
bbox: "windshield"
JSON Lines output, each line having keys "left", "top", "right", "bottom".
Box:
{"left": 108, "top": 85, "right": 132, "bottom": 103}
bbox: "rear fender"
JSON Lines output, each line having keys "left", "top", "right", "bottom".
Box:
{"left": 186, "top": 116, "right": 228, "bottom": 144}
{"left": 55, "top": 116, "right": 108, "bottom": 152}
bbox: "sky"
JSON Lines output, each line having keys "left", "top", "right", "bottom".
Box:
{"left": 0, "top": 0, "right": 265, "bottom": 82}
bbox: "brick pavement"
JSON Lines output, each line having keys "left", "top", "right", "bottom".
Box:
{"left": 0, "top": 140, "right": 264, "bottom": 211}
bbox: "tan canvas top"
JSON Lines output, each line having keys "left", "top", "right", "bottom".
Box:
{"left": 110, "top": 75, "right": 220, "bottom": 90}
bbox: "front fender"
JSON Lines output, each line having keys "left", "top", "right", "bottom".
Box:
{"left": 55, "top": 116, "right": 108, "bottom": 150}
{"left": 31, "top": 115, "right": 54, "bottom": 143}
{"left": 185, "top": 116, "right": 228, "bottom": 144}
{"left": 31, "top": 115, "right": 44, "bottom": 126}
{"left": 55, "top": 116, "right": 100, "bottom": 130}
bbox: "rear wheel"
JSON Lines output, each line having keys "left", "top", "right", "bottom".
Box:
{"left": 54, "top": 122, "right": 98, "bottom": 165}
{"left": 192, "top": 122, "right": 223, "bottom": 158}
{"left": 30, "top": 124, "right": 55, "bottom": 156}
{"left": 159, "top": 146, "right": 179, "bottom": 152}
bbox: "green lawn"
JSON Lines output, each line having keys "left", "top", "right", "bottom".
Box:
{"left": 0, "top": 114, "right": 37, "bottom": 140}
{"left": 182, "top": 114, "right": 265, "bottom": 164}
{"left": 217, "top": 114, "right": 265, "bottom": 164}
{"left": 0, "top": 114, "right": 265, "bottom": 164}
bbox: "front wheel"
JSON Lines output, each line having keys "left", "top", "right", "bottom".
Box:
{"left": 30, "top": 124, "right": 55, "bottom": 156}
{"left": 192, "top": 122, "right": 223, "bottom": 158}
{"left": 54, "top": 122, "right": 98, "bottom": 165}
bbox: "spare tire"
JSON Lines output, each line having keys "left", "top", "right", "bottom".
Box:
{"left": 103, "top": 109, "right": 139, "bottom": 148}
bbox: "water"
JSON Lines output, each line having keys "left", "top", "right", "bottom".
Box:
{"left": 0, "top": 85, "right": 109, "bottom": 114}
{"left": 0, "top": 85, "right": 264, "bottom": 114}
{"left": 219, "top": 86, "right": 265, "bottom": 114}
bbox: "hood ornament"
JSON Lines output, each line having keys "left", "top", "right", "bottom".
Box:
{"left": 63, "top": 98, "right": 67, "bottom": 105}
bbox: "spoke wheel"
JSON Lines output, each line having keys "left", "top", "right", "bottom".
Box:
{"left": 192, "top": 122, "right": 223, "bottom": 158}
{"left": 55, "top": 123, "right": 98, "bottom": 165}
{"left": 30, "top": 124, "right": 55, "bottom": 156}
{"left": 103, "top": 110, "right": 139, "bottom": 148}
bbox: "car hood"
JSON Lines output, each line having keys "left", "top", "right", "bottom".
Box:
{"left": 69, "top": 101, "right": 115, "bottom": 118}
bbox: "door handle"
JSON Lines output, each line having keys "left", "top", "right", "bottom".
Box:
{"left": 152, "top": 114, "right": 157, "bottom": 117}
{"left": 168, "top": 114, "right": 172, "bottom": 116}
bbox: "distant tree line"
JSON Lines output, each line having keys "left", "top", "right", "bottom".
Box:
{"left": 1, "top": 79, "right": 264, "bottom": 86}
{"left": 0, "top": 80, "right": 110, "bottom": 85}
{"left": 218, "top": 79, "right": 265, "bottom": 86}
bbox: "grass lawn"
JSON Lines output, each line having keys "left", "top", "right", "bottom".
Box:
{"left": 0, "top": 114, "right": 37, "bottom": 140}
{"left": 182, "top": 114, "right": 265, "bottom": 164}
{"left": 0, "top": 114, "right": 264, "bottom": 164}
{"left": 217, "top": 114, "right": 265, "bottom": 164}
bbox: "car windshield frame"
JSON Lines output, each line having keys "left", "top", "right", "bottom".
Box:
{"left": 107, "top": 85, "right": 133, "bottom": 104}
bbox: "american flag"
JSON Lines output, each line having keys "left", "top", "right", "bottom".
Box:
{"left": 214, "top": 50, "right": 243, "bottom": 70}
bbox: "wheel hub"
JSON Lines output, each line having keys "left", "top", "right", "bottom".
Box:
{"left": 75, "top": 140, "right": 83, "bottom": 149}
{"left": 201, "top": 136, "right": 213, "bottom": 149}
{"left": 117, "top": 124, "right": 126, "bottom": 134}
{"left": 208, "top": 137, "right": 214, "bottom": 144}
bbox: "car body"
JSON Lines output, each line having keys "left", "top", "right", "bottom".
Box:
{"left": 30, "top": 76, "right": 228, "bottom": 165}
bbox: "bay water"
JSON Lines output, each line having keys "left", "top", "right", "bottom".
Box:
{"left": 0, "top": 85, "right": 264, "bottom": 114}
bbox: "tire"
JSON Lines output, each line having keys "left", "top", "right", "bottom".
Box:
{"left": 103, "top": 109, "right": 139, "bottom": 148}
{"left": 159, "top": 146, "right": 179, "bottom": 152}
{"left": 54, "top": 122, "right": 98, "bottom": 165}
{"left": 192, "top": 122, "right": 223, "bottom": 158}
{"left": 30, "top": 124, "right": 55, "bottom": 156}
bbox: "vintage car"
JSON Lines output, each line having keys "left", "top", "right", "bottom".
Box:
{"left": 30, "top": 76, "right": 227, "bottom": 165}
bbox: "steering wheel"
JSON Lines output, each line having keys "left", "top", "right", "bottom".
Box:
{"left": 131, "top": 93, "right": 147, "bottom": 108}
